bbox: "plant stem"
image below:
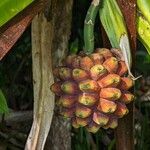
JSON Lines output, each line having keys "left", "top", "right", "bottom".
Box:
{"left": 84, "top": 0, "right": 100, "bottom": 54}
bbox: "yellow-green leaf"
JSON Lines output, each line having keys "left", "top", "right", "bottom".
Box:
{"left": 0, "top": 0, "right": 34, "bottom": 27}
{"left": 137, "top": 14, "right": 150, "bottom": 55}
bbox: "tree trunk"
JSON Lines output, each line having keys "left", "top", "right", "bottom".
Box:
{"left": 45, "top": 0, "right": 73, "bottom": 150}
{"left": 25, "top": 0, "right": 73, "bottom": 150}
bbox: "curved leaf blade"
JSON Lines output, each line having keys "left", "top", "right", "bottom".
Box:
{"left": 137, "top": 14, "right": 150, "bottom": 55}
{"left": 137, "top": 0, "right": 150, "bottom": 24}
{"left": 99, "top": 0, "right": 132, "bottom": 71}
{"left": 99, "top": 0, "right": 128, "bottom": 48}
{"left": 0, "top": 0, "right": 34, "bottom": 27}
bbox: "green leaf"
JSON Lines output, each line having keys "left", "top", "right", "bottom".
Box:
{"left": 99, "top": 0, "right": 128, "bottom": 48}
{"left": 99, "top": 0, "right": 135, "bottom": 78}
{"left": 137, "top": 14, "right": 150, "bottom": 55}
{"left": 70, "top": 38, "right": 79, "bottom": 54}
{"left": 137, "top": 0, "right": 150, "bottom": 55}
{"left": 137, "top": 0, "right": 150, "bottom": 24}
{"left": 0, "top": 89, "right": 8, "bottom": 113}
{"left": 108, "top": 139, "right": 115, "bottom": 150}
{"left": 0, "top": 0, "right": 34, "bottom": 27}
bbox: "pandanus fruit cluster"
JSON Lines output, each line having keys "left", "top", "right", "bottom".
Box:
{"left": 50, "top": 48, "right": 135, "bottom": 133}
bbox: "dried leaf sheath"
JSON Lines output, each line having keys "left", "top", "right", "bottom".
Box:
{"left": 25, "top": 14, "right": 55, "bottom": 150}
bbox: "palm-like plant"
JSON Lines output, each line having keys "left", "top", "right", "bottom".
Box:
{"left": 0, "top": 0, "right": 150, "bottom": 150}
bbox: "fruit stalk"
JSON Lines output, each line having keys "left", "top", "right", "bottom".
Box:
{"left": 84, "top": 0, "right": 100, "bottom": 54}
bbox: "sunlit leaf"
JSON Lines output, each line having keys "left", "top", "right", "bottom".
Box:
{"left": 137, "top": 0, "right": 150, "bottom": 24}
{"left": 99, "top": 0, "right": 128, "bottom": 48}
{"left": 0, "top": 0, "right": 34, "bottom": 27}
{"left": 137, "top": 14, "right": 150, "bottom": 55}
